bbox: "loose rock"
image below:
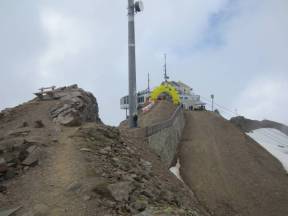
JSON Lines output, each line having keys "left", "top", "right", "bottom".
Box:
{"left": 22, "top": 147, "right": 41, "bottom": 166}
{"left": 0, "top": 184, "right": 7, "bottom": 193}
{"left": 34, "top": 120, "right": 44, "bottom": 128}
{"left": 0, "top": 158, "right": 8, "bottom": 173}
{"left": 107, "top": 181, "right": 135, "bottom": 202}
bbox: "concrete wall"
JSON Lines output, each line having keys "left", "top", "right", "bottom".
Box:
{"left": 147, "top": 109, "right": 185, "bottom": 168}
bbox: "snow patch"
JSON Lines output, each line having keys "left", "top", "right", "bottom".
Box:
{"left": 247, "top": 128, "right": 288, "bottom": 172}
{"left": 169, "top": 159, "right": 183, "bottom": 181}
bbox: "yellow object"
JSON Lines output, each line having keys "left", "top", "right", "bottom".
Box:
{"left": 150, "top": 83, "right": 181, "bottom": 105}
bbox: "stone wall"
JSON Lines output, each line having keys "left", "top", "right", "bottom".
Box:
{"left": 146, "top": 108, "right": 185, "bottom": 168}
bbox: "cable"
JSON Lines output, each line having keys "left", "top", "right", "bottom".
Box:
{"left": 200, "top": 95, "right": 288, "bottom": 147}
{"left": 250, "top": 129, "right": 288, "bottom": 147}
{"left": 263, "top": 129, "right": 288, "bottom": 145}
{"left": 200, "top": 97, "right": 235, "bottom": 118}
{"left": 201, "top": 95, "right": 238, "bottom": 116}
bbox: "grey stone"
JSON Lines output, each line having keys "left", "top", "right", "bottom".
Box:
{"left": 59, "top": 114, "right": 82, "bottom": 127}
{"left": 0, "top": 146, "right": 5, "bottom": 154}
{"left": 0, "top": 138, "right": 25, "bottom": 152}
{"left": 83, "top": 195, "right": 91, "bottom": 201}
{"left": 34, "top": 120, "right": 44, "bottom": 128}
{"left": 92, "top": 182, "right": 113, "bottom": 199}
{"left": 22, "top": 147, "right": 41, "bottom": 166}
{"left": 101, "top": 200, "right": 115, "bottom": 208}
{"left": 66, "top": 182, "right": 82, "bottom": 193}
{"left": 107, "top": 181, "right": 135, "bottom": 202}
{"left": 131, "top": 199, "right": 148, "bottom": 212}
{"left": 21, "top": 121, "right": 29, "bottom": 128}
{"left": 99, "top": 146, "right": 111, "bottom": 155}
{"left": 133, "top": 208, "right": 154, "bottom": 216}
{"left": 7, "top": 163, "right": 16, "bottom": 168}
{"left": 2, "top": 153, "right": 17, "bottom": 164}
{"left": 8, "top": 129, "right": 30, "bottom": 137}
{"left": 80, "top": 148, "right": 93, "bottom": 153}
{"left": 4, "top": 169, "right": 16, "bottom": 180}
{"left": 0, "top": 185, "right": 7, "bottom": 193}
{"left": 26, "top": 145, "right": 37, "bottom": 154}
{"left": 0, "top": 158, "right": 8, "bottom": 173}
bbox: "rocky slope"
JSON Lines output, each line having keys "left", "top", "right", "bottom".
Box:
{"left": 180, "top": 111, "right": 288, "bottom": 216}
{"left": 0, "top": 86, "right": 207, "bottom": 216}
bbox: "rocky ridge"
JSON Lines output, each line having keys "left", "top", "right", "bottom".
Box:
{"left": 0, "top": 85, "right": 100, "bottom": 189}
{"left": 0, "top": 85, "right": 207, "bottom": 216}
{"left": 230, "top": 116, "right": 288, "bottom": 135}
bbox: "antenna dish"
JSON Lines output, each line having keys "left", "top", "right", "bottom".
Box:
{"left": 135, "top": 1, "right": 144, "bottom": 13}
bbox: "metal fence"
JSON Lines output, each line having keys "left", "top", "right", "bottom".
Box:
{"left": 145, "top": 105, "right": 183, "bottom": 137}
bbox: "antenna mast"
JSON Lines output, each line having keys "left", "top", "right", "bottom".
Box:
{"left": 164, "top": 54, "right": 169, "bottom": 82}
{"left": 147, "top": 73, "right": 150, "bottom": 92}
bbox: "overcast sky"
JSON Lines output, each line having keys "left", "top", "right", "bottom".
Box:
{"left": 0, "top": 0, "right": 287, "bottom": 125}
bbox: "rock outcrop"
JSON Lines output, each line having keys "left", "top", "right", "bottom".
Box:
{"left": 49, "top": 84, "right": 101, "bottom": 126}
{"left": 0, "top": 85, "right": 101, "bottom": 183}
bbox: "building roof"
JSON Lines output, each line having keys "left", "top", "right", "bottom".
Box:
{"left": 177, "top": 81, "right": 192, "bottom": 90}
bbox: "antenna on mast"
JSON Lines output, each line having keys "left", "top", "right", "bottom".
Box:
{"left": 164, "top": 54, "right": 169, "bottom": 82}
{"left": 147, "top": 72, "right": 150, "bottom": 92}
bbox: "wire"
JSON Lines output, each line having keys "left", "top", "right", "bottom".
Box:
{"left": 250, "top": 129, "right": 288, "bottom": 147}
{"left": 201, "top": 95, "right": 238, "bottom": 116}
{"left": 199, "top": 95, "right": 288, "bottom": 147}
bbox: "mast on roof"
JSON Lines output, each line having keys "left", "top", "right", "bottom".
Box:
{"left": 147, "top": 72, "right": 150, "bottom": 92}
{"left": 164, "top": 54, "right": 169, "bottom": 82}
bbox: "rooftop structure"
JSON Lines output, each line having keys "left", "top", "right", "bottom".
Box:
{"left": 120, "top": 81, "right": 205, "bottom": 111}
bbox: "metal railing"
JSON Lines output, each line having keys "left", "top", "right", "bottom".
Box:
{"left": 145, "top": 105, "right": 183, "bottom": 137}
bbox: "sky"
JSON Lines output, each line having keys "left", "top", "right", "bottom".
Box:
{"left": 0, "top": 0, "right": 287, "bottom": 126}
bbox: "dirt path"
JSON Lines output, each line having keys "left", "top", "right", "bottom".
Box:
{"left": 179, "top": 111, "right": 288, "bottom": 216}
{"left": 1, "top": 127, "right": 89, "bottom": 216}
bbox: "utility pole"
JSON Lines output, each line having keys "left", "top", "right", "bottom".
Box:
{"left": 211, "top": 94, "right": 214, "bottom": 112}
{"left": 164, "top": 54, "right": 169, "bottom": 82}
{"left": 127, "top": 0, "right": 143, "bottom": 128}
